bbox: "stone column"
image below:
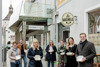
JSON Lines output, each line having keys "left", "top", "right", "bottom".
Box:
{"left": 22, "top": 21, "right": 26, "bottom": 44}
{"left": 15, "top": 30, "right": 18, "bottom": 42}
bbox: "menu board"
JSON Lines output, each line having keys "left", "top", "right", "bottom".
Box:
{"left": 88, "top": 33, "right": 100, "bottom": 46}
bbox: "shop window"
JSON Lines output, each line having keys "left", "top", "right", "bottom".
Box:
{"left": 88, "top": 9, "right": 100, "bottom": 46}
{"left": 88, "top": 11, "right": 100, "bottom": 34}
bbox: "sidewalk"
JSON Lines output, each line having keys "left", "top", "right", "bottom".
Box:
{"left": 42, "top": 57, "right": 58, "bottom": 67}
{"left": 2, "top": 62, "right": 6, "bottom": 67}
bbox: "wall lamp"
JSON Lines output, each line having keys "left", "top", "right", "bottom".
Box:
{"left": 74, "top": 16, "right": 78, "bottom": 24}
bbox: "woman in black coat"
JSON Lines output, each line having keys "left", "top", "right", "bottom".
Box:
{"left": 27, "top": 39, "right": 43, "bottom": 67}
{"left": 45, "top": 40, "right": 57, "bottom": 67}
{"left": 65, "top": 37, "right": 78, "bottom": 67}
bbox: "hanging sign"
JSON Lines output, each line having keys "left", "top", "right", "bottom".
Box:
{"left": 61, "top": 12, "right": 74, "bottom": 27}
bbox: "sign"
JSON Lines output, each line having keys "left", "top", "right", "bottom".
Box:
{"left": 57, "top": 0, "right": 66, "bottom": 6}
{"left": 10, "top": 35, "right": 15, "bottom": 40}
{"left": 61, "top": 12, "right": 74, "bottom": 27}
{"left": 28, "top": 25, "right": 44, "bottom": 30}
{"left": 57, "top": 0, "right": 72, "bottom": 8}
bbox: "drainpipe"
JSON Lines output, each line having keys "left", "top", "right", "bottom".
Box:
{"left": 2, "top": 25, "right": 6, "bottom": 67}
{"left": 54, "top": 0, "right": 57, "bottom": 46}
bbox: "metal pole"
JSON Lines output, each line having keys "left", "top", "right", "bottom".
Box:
{"left": 2, "top": 27, "right": 4, "bottom": 67}
{"left": 54, "top": 0, "right": 57, "bottom": 46}
{"left": 3, "top": 27, "right": 6, "bottom": 67}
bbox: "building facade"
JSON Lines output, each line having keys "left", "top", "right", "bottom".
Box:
{"left": 9, "top": 0, "right": 100, "bottom": 58}
{"left": 56, "top": 0, "right": 100, "bottom": 62}
{"left": 9, "top": 0, "right": 56, "bottom": 55}
{"left": 2, "top": 4, "right": 15, "bottom": 47}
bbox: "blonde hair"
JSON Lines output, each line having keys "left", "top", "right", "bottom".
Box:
{"left": 66, "top": 37, "right": 75, "bottom": 49}
{"left": 32, "top": 38, "right": 39, "bottom": 50}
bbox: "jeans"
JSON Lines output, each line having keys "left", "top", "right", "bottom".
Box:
{"left": 11, "top": 62, "right": 19, "bottom": 67}
{"left": 48, "top": 61, "right": 54, "bottom": 67}
{"left": 19, "top": 54, "right": 27, "bottom": 67}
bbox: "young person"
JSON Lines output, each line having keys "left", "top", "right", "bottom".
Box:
{"left": 45, "top": 40, "right": 57, "bottom": 67}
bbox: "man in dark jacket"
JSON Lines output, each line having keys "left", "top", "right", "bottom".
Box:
{"left": 75, "top": 33, "right": 96, "bottom": 67}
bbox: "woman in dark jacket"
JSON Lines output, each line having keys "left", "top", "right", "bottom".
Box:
{"left": 57, "top": 40, "right": 67, "bottom": 67}
{"left": 45, "top": 40, "right": 57, "bottom": 67}
{"left": 65, "top": 37, "right": 78, "bottom": 67}
{"left": 27, "top": 38, "right": 43, "bottom": 67}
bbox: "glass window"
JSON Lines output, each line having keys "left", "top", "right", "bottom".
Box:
{"left": 88, "top": 9, "right": 100, "bottom": 46}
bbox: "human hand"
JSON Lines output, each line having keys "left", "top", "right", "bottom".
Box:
{"left": 71, "top": 53, "right": 75, "bottom": 56}
{"left": 81, "top": 58, "right": 86, "bottom": 62}
{"left": 33, "top": 57, "right": 35, "bottom": 60}
{"left": 52, "top": 50, "right": 54, "bottom": 52}
{"left": 66, "top": 53, "right": 68, "bottom": 55}
{"left": 66, "top": 52, "right": 74, "bottom": 56}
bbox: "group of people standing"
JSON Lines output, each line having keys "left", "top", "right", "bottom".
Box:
{"left": 45, "top": 37, "right": 78, "bottom": 67}
{"left": 8, "top": 39, "right": 27, "bottom": 67}
{"left": 8, "top": 33, "right": 96, "bottom": 67}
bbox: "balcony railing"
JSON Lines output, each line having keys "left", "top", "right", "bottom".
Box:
{"left": 9, "top": 1, "right": 53, "bottom": 28}
{"left": 20, "top": 2, "right": 53, "bottom": 19}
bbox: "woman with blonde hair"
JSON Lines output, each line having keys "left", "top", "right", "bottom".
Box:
{"left": 27, "top": 38, "right": 43, "bottom": 67}
{"left": 65, "top": 37, "right": 78, "bottom": 67}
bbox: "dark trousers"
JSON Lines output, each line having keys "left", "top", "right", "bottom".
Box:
{"left": 10, "top": 62, "right": 19, "bottom": 67}
{"left": 35, "top": 61, "right": 41, "bottom": 67}
{"left": 47, "top": 54, "right": 54, "bottom": 67}
{"left": 48, "top": 61, "right": 54, "bottom": 67}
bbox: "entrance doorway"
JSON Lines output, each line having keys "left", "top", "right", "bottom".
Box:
{"left": 63, "top": 31, "right": 70, "bottom": 42}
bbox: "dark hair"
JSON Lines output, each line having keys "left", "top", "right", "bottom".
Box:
{"left": 61, "top": 40, "right": 64, "bottom": 42}
{"left": 49, "top": 40, "right": 54, "bottom": 46}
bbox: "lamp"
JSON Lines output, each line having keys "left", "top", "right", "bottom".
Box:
{"left": 74, "top": 16, "right": 78, "bottom": 24}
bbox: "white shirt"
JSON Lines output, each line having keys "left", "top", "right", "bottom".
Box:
{"left": 49, "top": 46, "right": 53, "bottom": 50}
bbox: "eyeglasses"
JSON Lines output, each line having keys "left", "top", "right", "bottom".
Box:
{"left": 13, "top": 44, "right": 17, "bottom": 46}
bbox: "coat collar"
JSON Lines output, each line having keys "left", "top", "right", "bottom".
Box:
{"left": 79, "top": 40, "right": 88, "bottom": 51}
{"left": 80, "top": 39, "right": 87, "bottom": 44}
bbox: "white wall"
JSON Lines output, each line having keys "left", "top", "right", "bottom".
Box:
{"left": 2, "top": 20, "right": 15, "bottom": 46}
{"left": 56, "top": 0, "right": 100, "bottom": 44}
